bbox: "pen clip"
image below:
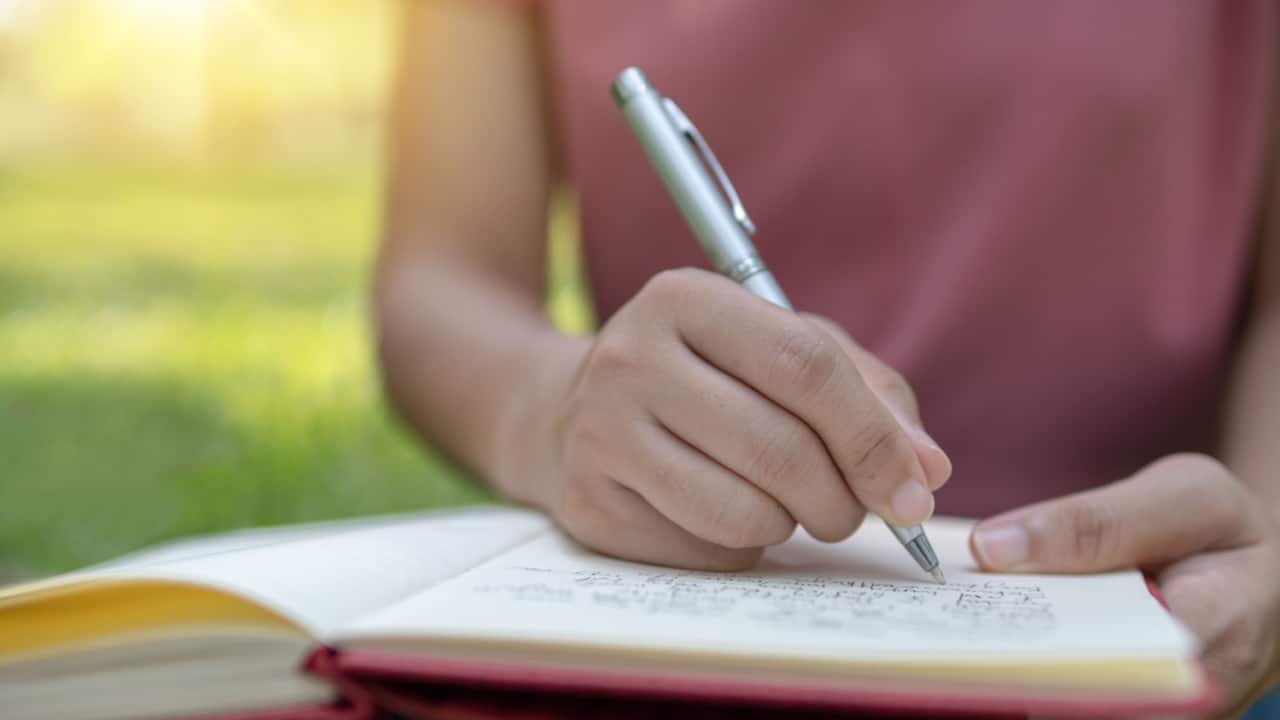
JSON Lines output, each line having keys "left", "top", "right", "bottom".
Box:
{"left": 662, "top": 98, "right": 756, "bottom": 236}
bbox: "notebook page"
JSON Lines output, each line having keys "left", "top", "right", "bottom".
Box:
{"left": 48, "top": 507, "right": 552, "bottom": 637}
{"left": 340, "top": 516, "right": 1196, "bottom": 662}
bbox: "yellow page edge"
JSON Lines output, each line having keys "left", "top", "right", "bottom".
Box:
{"left": 0, "top": 578, "right": 304, "bottom": 658}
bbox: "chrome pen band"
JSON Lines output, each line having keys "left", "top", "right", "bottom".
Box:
{"left": 903, "top": 535, "right": 940, "bottom": 573}
{"left": 887, "top": 523, "right": 925, "bottom": 544}
{"left": 728, "top": 256, "right": 792, "bottom": 310}
{"left": 887, "top": 521, "right": 939, "bottom": 573}
{"left": 722, "top": 254, "right": 768, "bottom": 284}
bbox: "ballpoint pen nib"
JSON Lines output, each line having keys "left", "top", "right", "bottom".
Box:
{"left": 930, "top": 566, "right": 946, "bottom": 585}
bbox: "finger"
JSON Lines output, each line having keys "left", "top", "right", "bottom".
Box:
{"left": 804, "top": 314, "right": 952, "bottom": 491}
{"left": 613, "top": 414, "right": 798, "bottom": 551}
{"left": 646, "top": 342, "right": 866, "bottom": 543}
{"left": 645, "top": 269, "right": 933, "bottom": 527}
{"left": 970, "top": 454, "right": 1261, "bottom": 574}
{"left": 560, "top": 475, "right": 765, "bottom": 571}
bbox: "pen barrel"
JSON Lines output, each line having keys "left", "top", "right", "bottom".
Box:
{"left": 612, "top": 69, "right": 782, "bottom": 304}
{"left": 885, "top": 520, "right": 939, "bottom": 572}
{"left": 886, "top": 522, "right": 925, "bottom": 545}
{"left": 741, "top": 270, "right": 791, "bottom": 310}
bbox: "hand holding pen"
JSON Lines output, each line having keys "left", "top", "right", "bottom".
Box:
{"left": 608, "top": 67, "right": 949, "bottom": 581}
{"left": 500, "top": 69, "right": 951, "bottom": 577}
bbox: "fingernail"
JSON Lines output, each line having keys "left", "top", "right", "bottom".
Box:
{"left": 890, "top": 479, "right": 934, "bottom": 525}
{"left": 973, "top": 522, "right": 1030, "bottom": 570}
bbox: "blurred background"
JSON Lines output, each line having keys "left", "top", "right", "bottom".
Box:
{"left": 0, "top": 0, "right": 589, "bottom": 580}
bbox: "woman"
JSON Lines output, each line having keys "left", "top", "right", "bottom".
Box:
{"left": 375, "top": 2, "right": 1280, "bottom": 714}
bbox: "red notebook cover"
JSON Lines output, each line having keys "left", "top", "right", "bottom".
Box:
{"left": 332, "top": 647, "right": 1218, "bottom": 719}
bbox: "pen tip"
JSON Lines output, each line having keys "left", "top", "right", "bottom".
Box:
{"left": 930, "top": 566, "right": 946, "bottom": 585}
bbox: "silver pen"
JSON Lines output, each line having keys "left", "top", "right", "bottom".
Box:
{"left": 611, "top": 67, "right": 945, "bottom": 585}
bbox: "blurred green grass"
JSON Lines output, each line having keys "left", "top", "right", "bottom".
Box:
{"left": 0, "top": 157, "right": 592, "bottom": 578}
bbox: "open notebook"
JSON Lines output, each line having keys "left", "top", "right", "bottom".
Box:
{"left": 0, "top": 506, "right": 1214, "bottom": 719}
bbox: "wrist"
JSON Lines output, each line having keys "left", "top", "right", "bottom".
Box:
{"left": 490, "top": 331, "right": 589, "bottom": 511}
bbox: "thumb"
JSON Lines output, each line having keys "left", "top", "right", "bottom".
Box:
{"left": 802, "top": 314, "right": 951, "bottom": 490}
{"left": 970, "top": 454, "right": 1257, "bottom": 573}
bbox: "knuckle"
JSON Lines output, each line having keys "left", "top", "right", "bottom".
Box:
{"left": 848, "top": 420, "right": 900, "bottom": 473}
{"left": 1155, "top": 453, "right": 1249, "bottom": 532}
{"left": 807, "top": 505, "right": 866, "bottom": 543}
{"left": 709, "top": 493, "right": 794, "bottom": 549}
{"left": 744, "top": 417, "right": 813, "bottom": 489}
{"left": 556, "top": 473, "right": 610, "bottom": 539}
{"left": 739, "top": 508, "right": 796, "bottom": 548}
{"left": 588, "top": 332, "right": 640, "bottom": 375}
{"left": 650, "top": 450, "right": 689, "bottom": 497}
{"left": 642, "top": 268, "right": 701, "bottom": 306}
{"left": 1162, "top": 452, "right": 1230, "bottom": 483}
{"left": 770, "top": 327, "right": 839, "bottom": 398}
{"left": 705, "top": 497, "right": 746, "bottom": 548}
{"left": 1063, "top": 502, "right": 1116, "bottom": 567}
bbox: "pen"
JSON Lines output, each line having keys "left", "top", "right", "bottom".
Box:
{"left": 610, "top": 66, "right": 945, "bottom": 585}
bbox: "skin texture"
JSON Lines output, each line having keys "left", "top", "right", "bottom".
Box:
{"left": 528, "top": 270, "right": 951, "bottom": 570}
{"left": 376, "top": 1, "right": 1280, "bottom": 715}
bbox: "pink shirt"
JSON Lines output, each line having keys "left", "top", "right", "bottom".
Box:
{"left": 534, "top": 1, "right": 1276, "bottom": 516}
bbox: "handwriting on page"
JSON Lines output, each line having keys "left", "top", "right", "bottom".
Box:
{"left": 472, "top": 567, "right": 1055, "bottom": 639}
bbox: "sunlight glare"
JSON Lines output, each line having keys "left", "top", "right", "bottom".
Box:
{"left": 0, "top": 0, "right": 18, "bottom": 29}
{"left": 122, "top": 0, "right": 212, "bottom": 28}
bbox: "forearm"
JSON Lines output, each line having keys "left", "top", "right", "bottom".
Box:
{"left": 1221, "top": 295, "right": 1280, "bottom": 517}
{"left": 377, "top": 0, "right": 565, "bottom": 504}
{"left": 1220, "top": 149, "right": 1280, "bottom": 514}
{"left": 375, "top": 245, "right": 586, "bottom": 504}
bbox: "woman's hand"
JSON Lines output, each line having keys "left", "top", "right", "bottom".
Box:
{"left": 501, "top": 267, "right": 951, "bottom": 570}
{"left": 970, "top": 453, "right": 1280, "bottom": 717}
